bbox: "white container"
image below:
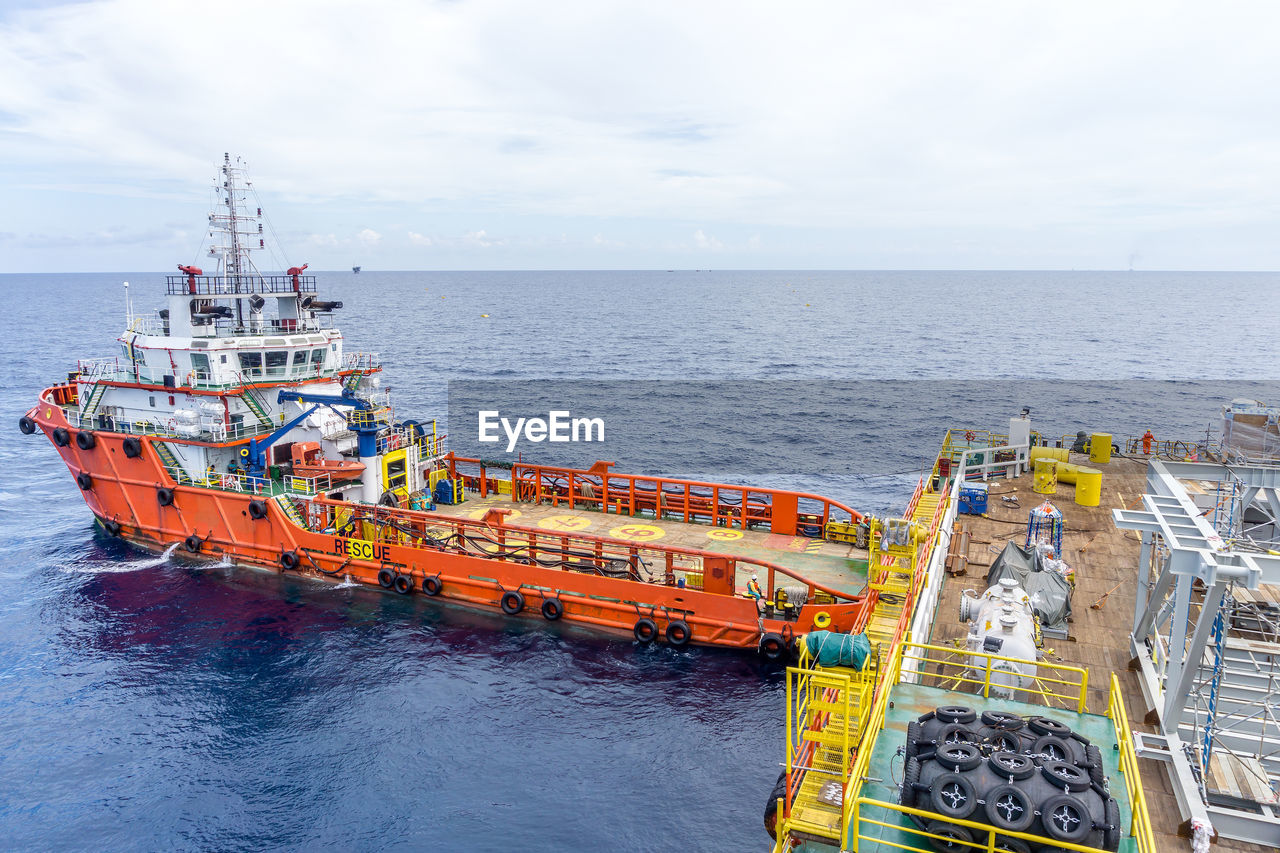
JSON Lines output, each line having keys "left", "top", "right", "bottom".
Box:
{"left": 960, "top": 578, "right": 1039, "bottom": 698}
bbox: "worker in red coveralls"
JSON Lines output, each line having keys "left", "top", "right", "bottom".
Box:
{"left": 1142, "top": 430, "right": 1155, "bottom": 454}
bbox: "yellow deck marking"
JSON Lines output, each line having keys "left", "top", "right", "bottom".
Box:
{"left": 609, "top": 523, "right": 666, "bottom": 542}
{"left": 804, "top": 539, "right": 823, "bottom": 553}
{"left": 706, "top": 528, "right": 744, "bottom": 541}
{"left": 467, "top": 507, "right": 522, "bottom": 521}
{"left": 538, "top": 515, "right": 591, "bottom": 532}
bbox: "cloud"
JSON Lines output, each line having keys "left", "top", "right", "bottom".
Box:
{"left": 357, "top": 228, "right": 381, "bottom": 247}
{"left": 308, "top": 233, "right": 339, "bottom": 247}
{"left": 693, "top": 229, "right": 722, "bottom": 250}
{"left": 462, "top": 229, "right": 499, "bottom": 248}
{"left": 408, "top": 231, "right": 433, "bottom": 246}
{"left": 2, "top": 1, "right": 1280, "bottom": 269}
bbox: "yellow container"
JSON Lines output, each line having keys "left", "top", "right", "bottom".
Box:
{"left": 1090, "top": 432, "right": 1113, "bottom": 464}
{"left": 1056, "top": 461, "right": 1080, "bottom": 485}
{"left": 1033, "top": 457, "right": 1057, "bottom": 494}
{"left": 1030, "top": 446, "right": 1068, "bottom": 463}
{"left": 1075, "top": 467, "right": 1102, "bottom": 506}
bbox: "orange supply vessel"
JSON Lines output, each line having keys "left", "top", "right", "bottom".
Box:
{"left": 18, "top": 155, "right": 874, "bottom": 659}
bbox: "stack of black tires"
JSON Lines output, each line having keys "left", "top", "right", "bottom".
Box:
{"left": 898, "top": 705, "right": 1121, "bottom": 852}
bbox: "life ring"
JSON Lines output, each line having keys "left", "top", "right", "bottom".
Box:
{"left": 633, "top": 617, "right": 658, "bottom": 643}
{"left": 377, "top": 568, "right": 395, "bottom": 588}
{"left": 392, "top": 574, "right": 413, "bottom": 595}
{"left": 239, "top": 447, "right": 251, "bottom": 459}
{"left": 122, "top": 436, "right": 143, "bottom": 458}
{"left": 280, "top": 551, "right": 300, "bottom": 571}
{"left": 422, "top": 575, "right": 443, "bottom": 596}
{"left": 813, "top": 611, "right": 832, "bottom": 630}
{"left": 665, "top": 619, "right": 692, "bottom": 647}
{"left": 964, "top": 430, "right": 976, "bottom": 442}
{"left": 76, "top": 472, "right": 93, "bottom": 491}
{"left": 53, "top": 427, "right": 71, "bottom": 447}
{"left": 759, "top": 632, "right": 787, "bottom": 661}
{"left": 500, "top": 590, "right": 525, "bottom": 615}
{"left": 541, "top": 598, "right": 564, "bottom": 621}
{"left": 184, "top": 534, "right": 202, "bottom": 553}
{"left": 18, "top": 416, "right": 36, "bottom": 435}
{"left": 157, "top": 487, "right": 175, "bottom": 506}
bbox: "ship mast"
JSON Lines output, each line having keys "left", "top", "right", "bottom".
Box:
{"left": 208, "top": 153, "right": 266, "bottom": 325}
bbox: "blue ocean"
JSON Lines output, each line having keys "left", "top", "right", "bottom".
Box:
{"left": 2, "top": 270, "right": 1278, "bottom": 851}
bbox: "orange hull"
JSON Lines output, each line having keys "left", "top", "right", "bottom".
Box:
{"left": 27, "top": 387, "right": 870, "bottom": 654}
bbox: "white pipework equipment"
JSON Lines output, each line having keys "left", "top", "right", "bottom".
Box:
{"left": 960, "top": 577, "right": 1039, "bottom": 698}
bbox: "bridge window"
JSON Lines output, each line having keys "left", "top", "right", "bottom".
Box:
{"left": 265, "top": 351, "right": 289, "bottom": 376}
{"left": 238, "top": 351, "right": 262, "bottom": 376}
{"left": 310, "top": 348, "right": 327, "bottom": 367}
{"left": 190, "top": 353, "right": 210, "bottom": 379}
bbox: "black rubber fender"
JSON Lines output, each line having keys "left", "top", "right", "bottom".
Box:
{"left": 1041, "top": 793, "right": 1093, "bottom": 845}
{"left": 101, "top": 518, "right": 122, "bottom": 536}
{"left": 929, "top": 772, "right": 978, "bottom": 819}
{"left": 1028, "top": 715, "right": 1072, "bottom": 738}
{"left": 540, "top": 598, "right": 564, "bottom": 620}
{"left": 18, "top": 416, "right": 36, "bottom": 435}
{"left": 76, "top": 472, "right": 93, "bottom": 490}
{"left": 122, "top": 437, "right": 143, "bottom": 458}
{"left": 422, "top": 575, "right": 443, "bottom": 596}
{"left": 500, "top": 590, "right": 525, "bottom": 615}
{"left": 665, "top": 619, "right": 691, "bottom": 647}
{"left": 759, "top": 631, "right": 787, "bottom": 661}
{"left": 980, "top": 710, "right": 1024, "bottom": 730}
{"left": 935, "top": 705, "right": 977, "bottom": 725}
{"left": 377, "top": 567, "right": 395, "bottom": 588}
{"left": 988, "top": 751, "right": 1036, "bottom": 782}
{"left": 763, "top": 769, "right": 786, "bottom": 841}
{"left": 157, "top": 487, "right": 175, "bottom": 506}
{"left": 983, "top": 784, "right": 1036, "bottom": 833}
{"left": 392, "top": 574, "right": 413, "bottom": 594}
{"left": 935, "top": 742, "right": 981, "bottom": 773}
{"left": 247, "top": 499, "right": 267, "bottom": 519}
{"left": 1042, "top": 760, "right": 1091, "bottom": 793}
{"left": 923, "top": 819, "right": 973, "bottom": 852}
{"left": 633, "top": 617, "right": 658, "bottom": 643}
{"left": 1102, "top": 796, "right": 1121, "bottom": 851}
{"left": 184, "top": 534, "right": 202, "bottom": 553}
{"left": 75, "top": 430, "right": 96, "bottom": 450}
{"left": 280, "top": 551, "right": 300, "bottom": 571}
{"left": 53, "top": 427, "right": 70, "bottom": 446}
{"left": 900, "top": 756, "right": 920, "bottom": 810}
{"left": 1032, "top": 734, "right": 1075, "bottom": 765}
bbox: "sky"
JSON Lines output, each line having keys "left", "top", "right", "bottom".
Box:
{"left": 1, "top": 0, "right": 1279, "bottom": 272}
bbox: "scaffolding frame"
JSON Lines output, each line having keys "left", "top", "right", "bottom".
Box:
{"left": 1115, "top": 460, "right": 1280, "bottom": 845}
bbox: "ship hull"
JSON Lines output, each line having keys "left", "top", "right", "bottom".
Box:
{"left": 28, "top": 388, "right": 868, "bottom": 654}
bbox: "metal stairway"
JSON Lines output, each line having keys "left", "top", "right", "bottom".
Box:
{"left": 153, "top": 441, "right": 190, "bottom": 484}
{"left": 240, "top": 388, "right": 275, "bottom": 430}
{"left": 784, "top": 664, "right": 870, "bottom": 844}
{"left": 80, "top": 382, "right": 106, "bottom": 419}
{"left": 275, "top": 494, "right": 308, "bottom": 529}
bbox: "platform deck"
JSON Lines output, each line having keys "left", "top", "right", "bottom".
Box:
{"left": 429, "top": 494, "right": 870, "bottom": 594}
{"left": 930, "top": 453, "right": 1273, "bottom": 852}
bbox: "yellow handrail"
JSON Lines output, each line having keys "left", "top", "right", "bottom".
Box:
{"left": 1109, "top": 673, "right": 1158, "bottom": 852}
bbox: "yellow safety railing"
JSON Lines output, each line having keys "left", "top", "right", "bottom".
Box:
{"left": 1109, "top": 673, "right": 1158, "bottom": 853}
{"left": 848, "top": 798, "right": 1122, "bottom": 853}
{"left": 840, "top": 625, "right": 903, "bottom": 832}
{"left": 899, "top": 641, "right": 1089, "bottom": 713}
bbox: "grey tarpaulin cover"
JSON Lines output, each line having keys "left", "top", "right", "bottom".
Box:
{"left": 986, "top": 542, "right": 1073, "bottom": 632}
